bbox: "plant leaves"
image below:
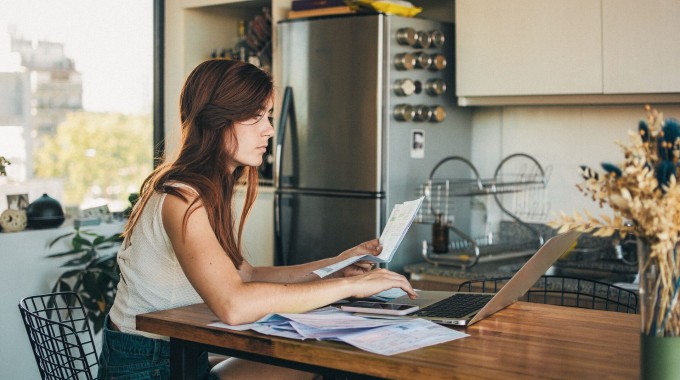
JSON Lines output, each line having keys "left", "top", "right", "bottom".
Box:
{"left": 46, "top": 248, "right": 88, "bottom": 258}
{"left": 72, "top": 234, "right": 94, "bottom": 248}
{"left": 61, "top": 250, "right": 96, "bottom": 267}
{"left": 47, "top": 232, "right": 76, "bottom": 248}
{"left": 49, "top": 227, "right": 122, "bottom": 335}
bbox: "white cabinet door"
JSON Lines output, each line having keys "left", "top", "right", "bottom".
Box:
{"left": 603, "top": 0, "right": 680, "bottom": 94}
{"left": 456, "top": 0, "right": 602, "bottom": 97}
{"left": 236, "top": 188, "right": 274, "bottom": 267}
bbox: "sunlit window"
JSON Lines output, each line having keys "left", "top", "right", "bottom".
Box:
{"left": 0, "top": 0, "right": 154, "bottom": 216}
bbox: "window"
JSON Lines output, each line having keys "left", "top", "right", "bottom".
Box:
{"left": 0, "top": 0, "right": 155, "bottom": 216}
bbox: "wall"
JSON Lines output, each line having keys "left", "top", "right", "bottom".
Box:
{"left": 469, "top": 104, "right": 680, "bottom": 232}
{"left": 0, "top": 221, "right": 123, "bottom": 379}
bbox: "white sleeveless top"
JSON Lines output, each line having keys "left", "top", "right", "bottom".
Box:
{"left": 109, "top": 183, "right": 203, "bottom": 340}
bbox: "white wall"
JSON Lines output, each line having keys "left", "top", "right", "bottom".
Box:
{"left": 0, "top": 221, "right": 123, "bottom": 379}
{"left": 470, "top": 104, "right": 680, "bottom": 231}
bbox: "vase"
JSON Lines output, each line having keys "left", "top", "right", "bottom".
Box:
{"left": 637, "top": 238, "right": 680, "bottom": 380}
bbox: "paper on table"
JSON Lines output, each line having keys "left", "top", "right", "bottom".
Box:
{"left": 339, "top": 318, "right": 469, "bottom": 356}
{"left": 312, "top": 197, "right": 424, "bottom": 278}
{"left": 208, "top": 306, "right": 469, "bottom": 355}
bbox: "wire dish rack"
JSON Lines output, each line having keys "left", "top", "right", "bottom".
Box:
{"left": 417, "top": 153, "right": 551, "bottom": 268}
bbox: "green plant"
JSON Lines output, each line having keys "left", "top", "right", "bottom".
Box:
{"left": 48, "top": 228, "right": 123, "bottom": 333}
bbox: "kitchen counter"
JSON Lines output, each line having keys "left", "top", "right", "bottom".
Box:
{"left": 407, "top": 221, "right": 639, "bottom": 290}
{"left": 405, "top": 257, "right": 639, "bottom": 292}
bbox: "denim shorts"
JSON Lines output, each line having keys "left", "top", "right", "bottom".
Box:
{"left": 98, "top": 316, "right": 215, "bottom": 380}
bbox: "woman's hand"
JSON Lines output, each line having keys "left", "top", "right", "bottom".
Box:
{"left": 332, "top": 239, "right": 382, "bottom": 278}
{"left": 346, "top": 269, "right": 417, "bottom": 300}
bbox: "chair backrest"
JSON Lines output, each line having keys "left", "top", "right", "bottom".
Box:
{"left": 18, "top": 292, "right": 98, "bottom": 380}
{"left": 457, "top": 275, "right": 638, "bottom": 313}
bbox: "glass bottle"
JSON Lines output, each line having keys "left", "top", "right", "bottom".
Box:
{"left": 432, "top": 213, "right": 449, "bottom": 253}
{"left": 234, "top": 19, "right": 248, "bottom": 62}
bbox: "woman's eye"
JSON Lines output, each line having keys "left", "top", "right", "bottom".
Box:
{"left": 267, "top": 116, "right": 274, "bottom": 125}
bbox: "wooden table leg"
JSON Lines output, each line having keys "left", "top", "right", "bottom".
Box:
{"left": 170, "top": 338, "right": 203, "bottom": 380}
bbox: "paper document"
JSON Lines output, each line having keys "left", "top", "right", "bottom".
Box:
{"left": 313, "top": 197, "right": 424, "bottom": 278}
{"left": 209, "top": 306, "right": 468, "bottom": 355}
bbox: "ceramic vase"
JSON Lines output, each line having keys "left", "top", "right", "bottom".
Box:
{"left": 637, "top": 239, "right": 680, "bottom": 379}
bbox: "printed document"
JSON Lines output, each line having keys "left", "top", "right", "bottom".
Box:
{"left": 209, "top": 306, "right": 468, "bottom": 355}
{"left": 312, "top": 197, "right": 425, "bottom": 278}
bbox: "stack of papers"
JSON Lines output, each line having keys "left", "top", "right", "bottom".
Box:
{"left": 209, "top": 306, "right": 468, "bottom": 356}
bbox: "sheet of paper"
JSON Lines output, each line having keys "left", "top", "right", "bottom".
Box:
{"left": 278, "top": 310, "right": 406, "bottom": 330}
{"left": 372, "top": 287, "right": 407, "bottom": 300}
{"left": 339, "top": 318, "right": 469, "bottom": 356}
{"left": 207, "top": 306, "right": 469, "bottom": 355}
{"left": 312, "top": 197, "right": 424, "bottom": 278}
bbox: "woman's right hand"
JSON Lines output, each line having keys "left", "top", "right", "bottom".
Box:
{"left": 346, "top": 269, "right": 417, "bottom": 300}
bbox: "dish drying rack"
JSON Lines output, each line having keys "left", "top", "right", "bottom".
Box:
{"left": 416, "top": 153, "right": 550, "bottom": 268}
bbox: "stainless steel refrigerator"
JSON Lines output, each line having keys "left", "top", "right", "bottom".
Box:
{"left": 275, "top": 13, "right": 472, "bottom": 272}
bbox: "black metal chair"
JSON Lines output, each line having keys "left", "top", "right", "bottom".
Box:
{"left": 457, "top": 275, "right": 638, "bottom": 313}
{"left": 18, "top": 292, "right": 98, "bottom": 380}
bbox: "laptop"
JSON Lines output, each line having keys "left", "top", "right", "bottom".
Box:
{"left": 356, "top": 230, "right": 580, "bottom": 326}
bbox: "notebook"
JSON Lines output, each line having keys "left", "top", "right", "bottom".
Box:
{"left": 356, "top": 230, "right": 581, "bottom": 326}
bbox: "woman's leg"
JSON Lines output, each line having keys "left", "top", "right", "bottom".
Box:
{"left": 210, "top": 358, "right": 321, "bottom": 380}
{"left": 208, "top": 353, "right": 229, "bottom": 367}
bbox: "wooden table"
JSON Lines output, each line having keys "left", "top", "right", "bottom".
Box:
{"left": 137, "top": 302, "right": 640, "bottom": 379}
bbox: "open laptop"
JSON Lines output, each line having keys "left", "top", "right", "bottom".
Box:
{"left": 356, "top": 230, "right": 581, "bottom": 326}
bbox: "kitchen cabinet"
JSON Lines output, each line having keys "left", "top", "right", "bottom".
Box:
{"left": 455, "top": 0, "right": 680, "bottom": 106}
{"left": 602, "top": 0, "right": 680, "bottom": 94}
{"left": 456, "top": 0, "right": 602, "bottom": 98}
{"left": 235, "top": 187, "right": 275, "bottom": 266}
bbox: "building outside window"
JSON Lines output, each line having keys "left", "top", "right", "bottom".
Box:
{"left": 0, "top": 0, "right": 154, "bottom": 216}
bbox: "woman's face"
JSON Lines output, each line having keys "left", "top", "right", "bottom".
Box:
{"left": 228, "top": 97, "right": 274, "bottom": 173}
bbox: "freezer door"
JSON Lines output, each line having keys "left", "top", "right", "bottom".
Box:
{"left": 278, "top": 15, "right": 384, "bottom": 193}
{"left": 275, "top": 191, "right": 382, "bottom": 266}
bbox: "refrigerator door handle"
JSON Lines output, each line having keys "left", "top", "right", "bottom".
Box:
{"left": 275, "top": 86, "right": 296, "bottom": 189}
{"left": 274, "top": 86, "right": 296, "bottom": 266}
{"left": 274, "top": 192, "right": 285, "bottom": 266}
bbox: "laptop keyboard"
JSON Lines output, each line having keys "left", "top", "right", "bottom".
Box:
{"left": 414, "top": 293, "right": 494, "bottom": 318}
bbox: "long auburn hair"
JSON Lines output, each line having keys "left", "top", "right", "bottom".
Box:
{"left": 124, "top": 59, "right": 273, "bottom": 268}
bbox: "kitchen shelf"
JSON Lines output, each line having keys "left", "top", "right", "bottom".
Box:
{"left": 417, "top": 153, "right": 549, "bottom": 268}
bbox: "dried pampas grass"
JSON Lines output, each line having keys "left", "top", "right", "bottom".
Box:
{"left": 549, "top": 106, "right": 680, "bottom": 336}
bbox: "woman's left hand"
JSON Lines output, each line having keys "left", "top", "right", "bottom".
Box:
{"left": 333, "top": 239, "right": 382, "bottom": 278}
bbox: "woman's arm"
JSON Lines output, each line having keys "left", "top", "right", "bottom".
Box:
{"left": 163, "top": 194, "right": 415, "bottom": 326}
{"left": 241, "top": 240, "right": 381, "bottom": 284}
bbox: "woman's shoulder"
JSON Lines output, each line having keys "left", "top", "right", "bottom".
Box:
{"left": 163, "top": 181, "right": 200, "bottom": 196}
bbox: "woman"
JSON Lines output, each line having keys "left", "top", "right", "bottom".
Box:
{"left": 98, "top": 59, "right": 416, "bottom": 380}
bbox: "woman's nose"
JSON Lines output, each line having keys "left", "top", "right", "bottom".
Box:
{"left": 265, "top": 123, "right": 274, "bottom": 138}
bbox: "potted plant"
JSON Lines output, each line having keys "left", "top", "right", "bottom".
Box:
{"left": 48, "top": 228, "right": 123, "bottom": 333}
{"left": 551, "top": 106, "right": 680, "bottom": 379}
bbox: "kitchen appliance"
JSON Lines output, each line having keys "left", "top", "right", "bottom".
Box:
{"left": 275, "top": 13, "right": 472, "bottom": 271}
